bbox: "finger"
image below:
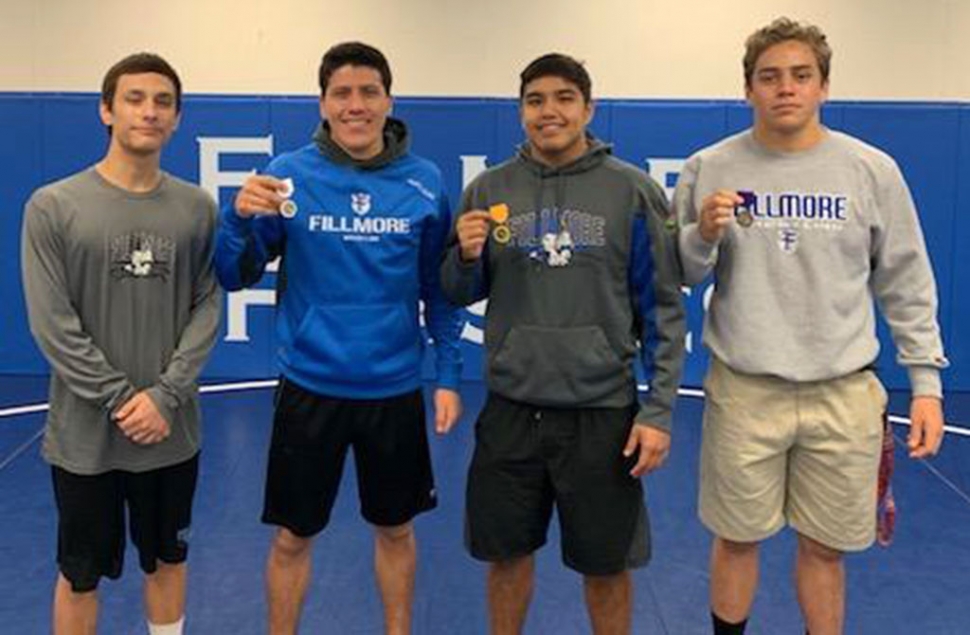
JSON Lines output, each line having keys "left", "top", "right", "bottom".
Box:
{"left": 115, "top": 413, "right": 138, "bottom": 432}
{"left": 629, "top": 446, "right": 653, "bottom": 477}
{"left": 114, "top": 398, "right": 136, "bottom": 420}
{"left": 462, "top": 210, "right": 493, "bottom": 223}
{"left": 622, "top": 428, "right": 639, "bottom": 458}
{"left": 458, "top": 228, "right": 489, "bottom": 244}
{"left": 458, "top": 220, "right": 490, "bottom": 238}
{"left": 237, "top": 192, "right": 283, "bottom": 216}
{"left": 907, "top": 418, "right": 923, "bottom": 450}
{"left": 245, "top": 174, "right": 286, "bottom": 192}
{"left": 922, "top": 423, "right": 943, "bottom": 456}
{"left": 434, "top": 406, "right": 448, "bottom": 434}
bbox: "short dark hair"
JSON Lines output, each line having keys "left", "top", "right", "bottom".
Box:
{"left": 318, "top": 42, "right": 392, "bottom": 95}
{"left": 519, "top": 53, "right": 592, "bottom": 103}
{"left": 101, "top": 52, "right": 182, "bottom": 113}
{"left": 744, "top": 17, "right": 832, "bottom": 88}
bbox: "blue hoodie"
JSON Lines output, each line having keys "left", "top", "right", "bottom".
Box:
{"left": 216, "top": 118, "right": 462, "bottom": 398}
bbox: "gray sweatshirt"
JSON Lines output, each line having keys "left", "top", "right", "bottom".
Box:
{"left": 675, "top": 129, "right": 947, "bottom": 396}
{"left": 441, "top": 139, "right": 685, "bottom": 430}
{"left": 21, "top": 167, "right": 221, "bottom": 474}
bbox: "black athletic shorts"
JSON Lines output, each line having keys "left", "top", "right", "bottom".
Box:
{"left": 466, "top": 393, "right": 650, "bottom": 576}
{"left": 51, "top": 453, "right": 199, "bottom": 593}
{"left": 262, "top": 378, "right": 436, "bottom": 536}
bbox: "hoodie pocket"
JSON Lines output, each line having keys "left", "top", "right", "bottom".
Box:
{"left": 286, "top": 303, "right": 419, "bottom": 384}
{"left": 489, "top": 325, "right": 628, "bottom": 404}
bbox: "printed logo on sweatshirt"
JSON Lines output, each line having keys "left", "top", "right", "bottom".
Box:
{"left": 305, "top": 191, "right": 414, "bottom": 242}
{"left": 350, "top": 192, "right": 372, "bottom": 216}
{"left": 740, "top": 190, "right": 850, "bottom": 229}
{"left": 778, "top": 228, "right": 800, "bottom": 254}
{"left": 506, "top": 207, "right": 606, "bottom": 267}
{"left": 110, "top": 232, "right": 174, "bottom": 280}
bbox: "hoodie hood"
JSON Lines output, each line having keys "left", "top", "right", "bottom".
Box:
{"left": 312, "top": 116, "right": 410, "bottom": 170}
{"left": 515, "top": 133, "right": 613, "bottom": 176}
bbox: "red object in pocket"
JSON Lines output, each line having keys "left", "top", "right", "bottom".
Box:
{"left": 876, "top": 412, "right": 896, "bottom": 547}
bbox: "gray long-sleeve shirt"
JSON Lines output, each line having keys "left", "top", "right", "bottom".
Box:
{"left": 21, "top": 167, "right": 221, "bottom": 474}
{"left": 675, "top": 130, "right": 948, "bottom": 396}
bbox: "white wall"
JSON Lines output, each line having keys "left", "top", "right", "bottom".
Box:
{"left": 2, "top": 0, "right": 968, "bottom": 100}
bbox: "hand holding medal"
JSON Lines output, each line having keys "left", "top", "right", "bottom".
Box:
{"left": 698, "top": 189, "right": 745, "bottom": 244}
{"left": 234, "top": 174, "right": 295, "bottom": 219}
{"left": 456, "top": 209, "right": 492, "bottom": 262}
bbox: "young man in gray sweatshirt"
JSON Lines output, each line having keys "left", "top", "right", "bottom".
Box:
{"left": 674, "top": 18, "right": 948, "bottom": 635}
{"left": 21, "top": 53, "right": 220, "bottom": 635}
{"left": 441, "top": 53, "right": 685, "bottom": 635}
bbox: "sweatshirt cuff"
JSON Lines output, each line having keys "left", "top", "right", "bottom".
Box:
{"left": 908, "top": 366, "right": 942, "bottom": 399}
{"left": 682, "top": 224, "right": 718, "bottom": 263}
{"left": 222, "top": 205, "right": 255, "bottom": 228}
{"left": 435, "top": 363, "right": 462, "bottom": 392}
{"left": 634, "top": 400, "right": 672, "bottom": 432}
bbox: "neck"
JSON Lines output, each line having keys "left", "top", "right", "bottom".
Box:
{"left": 753, "top": 120, "right": 825, "bottom": 153}
{"left": 96, "top": 144, "right": 163, "bottom": 192}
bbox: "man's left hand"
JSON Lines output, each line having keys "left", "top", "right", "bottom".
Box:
{"left": 623, "top": 423, "right": 670, "bottom": 477}
{"left": 908, "top": 395, "right": 945, "bottom": 459}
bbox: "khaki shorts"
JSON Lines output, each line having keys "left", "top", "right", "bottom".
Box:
{"left": 698, "top": 357, "right": 887, "bottom": 551}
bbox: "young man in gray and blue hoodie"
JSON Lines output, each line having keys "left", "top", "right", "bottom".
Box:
{"left": 674, "top": 18, "right": 948, "bottom": 635}
{"left": 441, "top": 53, "right": 685, "bottom": 635}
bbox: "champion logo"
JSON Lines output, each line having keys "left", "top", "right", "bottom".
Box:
{"left": 351, "top": 192, "right": 372, "bottom": 216}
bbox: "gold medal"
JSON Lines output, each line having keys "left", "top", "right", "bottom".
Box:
{"left": 736, "top": 210, "right": 754, "bottom": 227}
{"left": 492, "top": 225, "right": 511, "bottom": 244}
{"left": 489, "top": 203, "right": 509, "bottom": 224}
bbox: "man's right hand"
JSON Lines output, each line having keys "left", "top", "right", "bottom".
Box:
{"left": 698, "top": 190, "right": 743, "bottom": 244}
{"left": 456, "top": 210, "right": 492, "bottom": 262}
{"left": 235, "top": 174, "right": 287, "bottom": 218}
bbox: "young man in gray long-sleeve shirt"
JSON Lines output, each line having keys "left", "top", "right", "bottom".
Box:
{"left": 674, "top": 18, "right": 948, "bottom": 635}
{"left": 21, "top": 53, "right": 220, "bottom": 635}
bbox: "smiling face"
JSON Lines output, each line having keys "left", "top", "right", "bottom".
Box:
{"left": 320, "top": 64, "right": 392, "bottom": 161}
{"left": 746, "top": 39, "right": 829, "bottom": 148}
{"left": 100, "top": 72, "right": 180, "bottom": 157}
{"left": 520, "top": 75, "right": 594, "bottom": 167}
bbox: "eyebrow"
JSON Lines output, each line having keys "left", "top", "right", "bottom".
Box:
{"left": 524, "top": 87, "right": 580, "bottom": 100}
{"left": 757, "top": 64, "right": 815, "bottom": 74}
{"left": 122, "top": 89, "right": 175, "bottom": 99}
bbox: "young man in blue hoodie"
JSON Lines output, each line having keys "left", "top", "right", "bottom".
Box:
{"left": 675, "top": 18, "right": 948, "bottom": 635}
{"left": 441, "top": 53, "right": 685, "bottom": 635}
{"left": 215, "top": 42, "right": 463, "bottom": 635}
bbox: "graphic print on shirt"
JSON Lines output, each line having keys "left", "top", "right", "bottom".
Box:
{"left": 504, "top": 207, "right": 606, "bottom": 268}
{"left": 350, "top": 191, "right": 372, "bottom": 216}
{"left": 734, "top": 190, "right": 851, "bottom": 253}
{"left": 110, "top": 231, "right": 174, "bottom": 280}
{"left": 307, "top": 190, "right": 413, "bottom": 243}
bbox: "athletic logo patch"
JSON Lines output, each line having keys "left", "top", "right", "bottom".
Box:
{"left": 778, "top": 228, "right": 799, "bottom": 254}
{"left": 350, "top": 192, "right": 372, "bottom": 216}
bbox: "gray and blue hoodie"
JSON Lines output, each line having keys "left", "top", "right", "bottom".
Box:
{"left": 441, "top": 138, "right": 685, "bottom": 430}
